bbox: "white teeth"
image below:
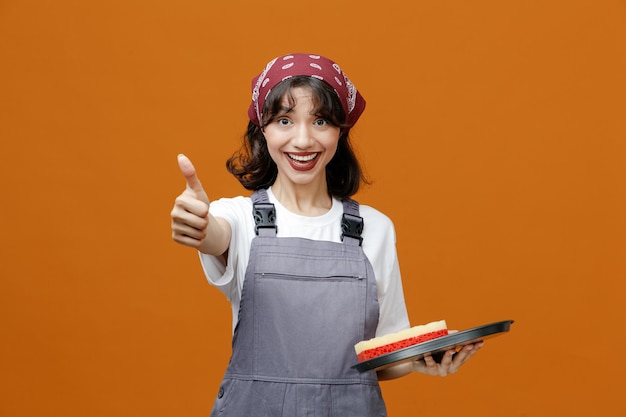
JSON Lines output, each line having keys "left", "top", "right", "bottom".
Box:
{"left": 288, "top": 153, "right": 317, "bottom": 162}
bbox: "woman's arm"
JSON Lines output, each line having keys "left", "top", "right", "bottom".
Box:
{"left": 377, "top": 361, "right": 414, "bottom": 381}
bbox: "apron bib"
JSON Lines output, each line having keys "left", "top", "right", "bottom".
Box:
{"left": 211, "top": 190, "right": 386, "bottom": 416}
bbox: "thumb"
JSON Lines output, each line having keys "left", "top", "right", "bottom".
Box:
{"left": 177, "top": 154, "right": 208, "bottom": 201}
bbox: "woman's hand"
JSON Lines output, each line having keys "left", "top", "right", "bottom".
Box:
{"left": 412, "top": 341, "right": 484, "bottom": 377}
{"left": 170, "top": 154, "right": 230, "bottom": 256}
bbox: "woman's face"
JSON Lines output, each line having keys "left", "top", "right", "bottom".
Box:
{"left": 263, "top": 86, "right": 341, "bottom": 190}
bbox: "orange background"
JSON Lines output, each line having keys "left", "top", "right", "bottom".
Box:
{"left": 1, "top": 1, "right": 625, "bottom": 416}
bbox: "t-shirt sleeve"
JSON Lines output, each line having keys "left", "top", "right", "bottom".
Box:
{"left": 361, "top": 206, "right": 411, "bottom": 337}
{"left": 376, "top": 248, "right": 411, "bottom": 336}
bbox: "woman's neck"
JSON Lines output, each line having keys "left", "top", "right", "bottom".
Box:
{"left": 271, "top": 178, "right": 332, "bottom": 216}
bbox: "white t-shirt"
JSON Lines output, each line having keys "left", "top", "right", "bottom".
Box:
{"left": 199, "top": 187, "right": 410, "bottom": 337}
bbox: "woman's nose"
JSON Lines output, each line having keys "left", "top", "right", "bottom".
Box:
{"left": 292, "top": 123, "right": 314, "bottom": 148}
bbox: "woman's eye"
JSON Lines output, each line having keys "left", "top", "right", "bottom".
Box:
{"left": 314, "top": 119, "right": 328, "bottom": 126}
{"left": 277, "top": 118, "right": 291, "bottom": 126}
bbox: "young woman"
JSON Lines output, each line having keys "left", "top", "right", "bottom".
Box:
{"left": 171, "top": 53, "right": 482, "bottom": 416}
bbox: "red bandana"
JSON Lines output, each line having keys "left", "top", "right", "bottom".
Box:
{"left": 248, "top": 53, "right": 366, "bottom": 128}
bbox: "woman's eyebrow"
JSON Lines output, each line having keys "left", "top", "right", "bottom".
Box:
{"left": 276, "top": 106, "right": 292, "bottom": 114}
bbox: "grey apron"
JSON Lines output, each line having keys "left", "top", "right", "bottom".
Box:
{"left": 211, "top": 189, "right": 386, "bottom": 416}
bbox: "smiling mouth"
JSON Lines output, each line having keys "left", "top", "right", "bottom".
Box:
{"left": 286, "top": 152, "right": 320, "bottom": 171}
{"left": 287, "top": 153, "right": 319, "bottom": 162}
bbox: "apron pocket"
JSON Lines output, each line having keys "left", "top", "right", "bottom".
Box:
{"left": 254, "top": 273, "right": 367, "bottom": 380}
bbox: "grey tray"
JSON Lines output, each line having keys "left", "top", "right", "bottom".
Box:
{"left": 352, "top": 320, "right": 514, "bottom": 372}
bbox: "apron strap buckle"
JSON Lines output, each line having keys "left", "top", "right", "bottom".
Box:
{"left": 254, "top": 203, "right": 278, "bottom": 235}
{"left": 341, "top": 213, "right": 364, "bottom": 246}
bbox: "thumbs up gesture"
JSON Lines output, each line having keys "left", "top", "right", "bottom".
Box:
{"left": 178, "top": 153, "right": 210, "bottom": 207}
{"left": 171, "top": 154, "right": 230, "bottom": 255}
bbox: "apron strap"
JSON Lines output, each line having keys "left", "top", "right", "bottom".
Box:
{"left": 251, "top": 190, "right": 364, "bottom": 244}
{"left": 341, "top": 198, "right": 364, "bottom": 246}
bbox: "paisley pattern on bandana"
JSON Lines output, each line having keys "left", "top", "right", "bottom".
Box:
{"left": 247, "top": 53, "right": 366, "bottom": 128}
{"left": 251, "top": 57, "right": 278, "bottom": 125}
